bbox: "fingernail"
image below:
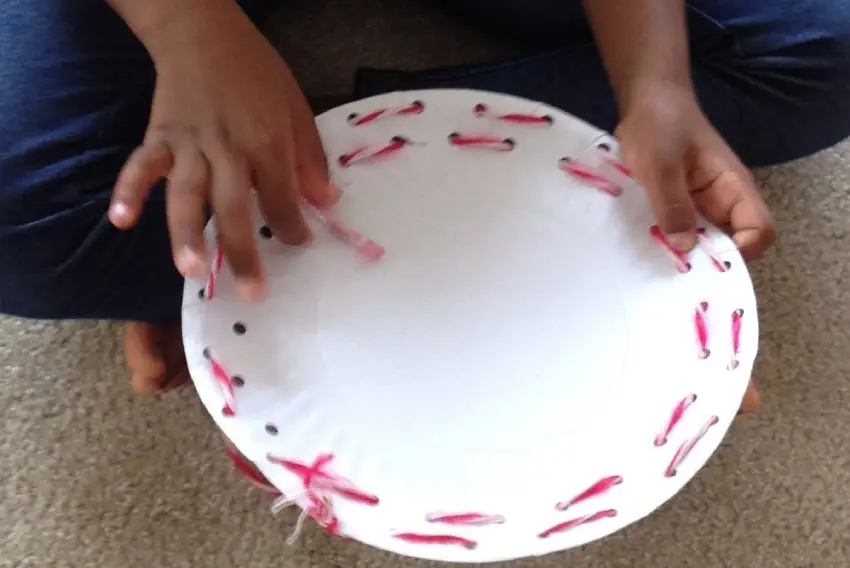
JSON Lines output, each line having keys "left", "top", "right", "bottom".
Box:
{"left": 109, "top": 202, "right": 131, "bottom": 223}
{"left": 666, "top": 231, "right": 697, "bottom": 253}
{"left": 236, "top": 278, "right": 267, "bottom": 302}
{"left": 175, "top": 246, "right": 205, "bottom": 278}
{"left": 308, "top": 181, "right": 342, "bottom": 206}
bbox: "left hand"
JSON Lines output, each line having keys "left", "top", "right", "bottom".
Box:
{"left": 614, "top": 85, "right": 775, "bottom": 259}
{"left": 615, "top": 85, "right": 772, "bottom": 415}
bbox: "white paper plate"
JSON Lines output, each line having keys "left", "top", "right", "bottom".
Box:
{"left": 182, "top": 89, "right": 757, "bottom": 563}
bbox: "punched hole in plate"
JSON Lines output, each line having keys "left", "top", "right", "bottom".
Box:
{"left": 724, "top": 260, "right": 732, "bottom": 270}
{"left": 232, "top": 322, "right": 247, "bottom": 335}
{"left": 232, "top": 375, "right": 245, "bottom": 388}
{"left": 259, "top": 226, "right": 273, "bottom": 239}
{"left": 596, "top": 141, "right": 612, "bottom": 152}
{"left": 265, "top": 423, "right": 279, "bottom": 435}
{"left": 198, "top": 288, "right": 206, "bottom": 300}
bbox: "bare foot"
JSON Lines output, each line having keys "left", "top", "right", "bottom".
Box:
{"left": 737, "top": 379, "right": 762, "bottom": 416}
{"left": 123, "top": 322, "right": 191, "bottom": 395}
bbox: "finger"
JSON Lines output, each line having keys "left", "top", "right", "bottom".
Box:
{"left": 253, "top": 130, "right": 312, "bottom": 246}
{"left": 726, "top": 181, "right": 775, "bottom": 261}
{"left": 166, "top": 144, "right": 211, "bottom": 278}
{"left": 288, "top": 87, "right": 341, "bottom": 207}
{"left": 691, "top": 168, "right": 775, "bottom": 260}
{"left": 110, "top": 140, "right": 173, "bottom": 229}
{"left": 123, "top": 322, "right": 167, "bottom": 396}
{"left": 209, "top": 148, "right": 267, "bottom": 302}
{"left": 629, "top": 154, "right": 698, "bottom": 252}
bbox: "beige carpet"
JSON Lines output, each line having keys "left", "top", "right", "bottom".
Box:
{"left": 3, "top": 2, "right": 850, "bottom": 567}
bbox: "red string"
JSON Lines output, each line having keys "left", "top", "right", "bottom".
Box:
{"left": 555, "top": 476, "right": 623, "bottom": 511}
{"left": 338, "top": 136, "right": 410, "bottom": 168}
{"left": 425, "top": 512, "right": 505, "bottom": 526}
{"left": 267, "top": 453, "right": 380, "bottom": 506}
{"left": 696, "top": 228, "right": 728, "bottom": 272}
{"left": 347, "top": 100, "right": 425, "bottom": 126}
{"left": 204, "top": 240, "right": 224, "bottom": 300}
{"left": 537, "top": 509, "right": 617, "bottom": 539}
{"left": 695, "top": 301, "right": 710, "bottom": 359}
{"left": 223, "top": 442, "right": 282, "bottom": 496}
{"left": 559, "top": 157, "right": 622, "bottom": 197}
{"left": 303, "top": 492, "right": 340, "bottom": 536}
{"left": 664, "top": 416, "right": 720, "bottom": 477}
{"left": 448, "top": 132, "right": 515, "bottom": 151}
{"left": 393, "top": 533, "right": 478, "bottom": 549}
{"left": 655, "top": 394, "right": 697, "bottom": 447}
{"left": 729, "top": 309, "right": 743, "bottom": 370}
{"left": 597, "top": 146, "right": 633, "bottom": 177}
{"left": 649, "top": 225, "right": 691, "bottom": 273}
{"left": 267, "top": 453, "right": 378, "bottom": 540}
{"left": 473, "top": 103, "right": 553, "bottom": 126}
{"left": 302, "top": 199, "right": 385, "bottom": 261}
{"left": 204, "top": 349, "right": 235, "bottom": 416}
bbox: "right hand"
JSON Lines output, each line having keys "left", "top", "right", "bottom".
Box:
{"left": 108, "top": 1, "right": 338, "bottom": 302}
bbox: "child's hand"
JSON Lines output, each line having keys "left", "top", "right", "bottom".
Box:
{"left": 107, "top": 0, "right": 338, "bottom": 302}
{"left": 617, "top": 87, "right": 767, "bottom": 417}
{"left": 615, "top": 86, "right": 776, "bottom": 260}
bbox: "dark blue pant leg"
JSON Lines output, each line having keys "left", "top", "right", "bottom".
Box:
{"left": 0, "top": 0, "right": 277, "bottom": 323}
{"left": 355, "top": 0, "right": 850, "bottom": 168}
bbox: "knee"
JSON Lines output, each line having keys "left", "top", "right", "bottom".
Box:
{"left": 800, "top": 2, "right": 850, "bottom": 90}
{"left": 798, "top": 3, "right": 850, "bottom": 140}
{"left": 732, "top": 1, "right": 850, "bottom": 93}
{"left": 753, "top": 2, "right": 850, "bottom": 153}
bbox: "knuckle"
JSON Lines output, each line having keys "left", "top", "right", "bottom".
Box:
{"left": 214, "top": 179, "right": 251, "bottom": 221}
{"left": 118, "top": 150, "right": 155, "bottom": 188}
{"left": 248, "top": 127, "right": 277, "bottom": 154}
{"left": 147, "top": 121, "right": 198, "bottom": 144}
{"left": 145, "top": 123, "right": 177, "bottom": 144}
{"left": 173, "top": 151, "right": 210, "bottom": 191}
{"left": 216, "top": 191, "right": 247, "bottom": 219}
{"left": 202, "top": 122, "right": 238, "bottom": 155}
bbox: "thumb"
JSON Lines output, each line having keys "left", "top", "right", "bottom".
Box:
{"left": 632, "top": 157, "right": 698, "bottom": 252}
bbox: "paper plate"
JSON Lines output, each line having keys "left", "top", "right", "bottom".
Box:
{"left": 182, "top": 89, "right": 757, "bottom": 563}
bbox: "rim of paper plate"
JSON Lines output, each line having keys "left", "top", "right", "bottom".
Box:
{"left": 182, "top": 89, "right": 758, "bottom": 563}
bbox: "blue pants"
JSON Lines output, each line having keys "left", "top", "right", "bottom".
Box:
{"left": 1, "top": 0, "right": 849, "bottom": 323}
